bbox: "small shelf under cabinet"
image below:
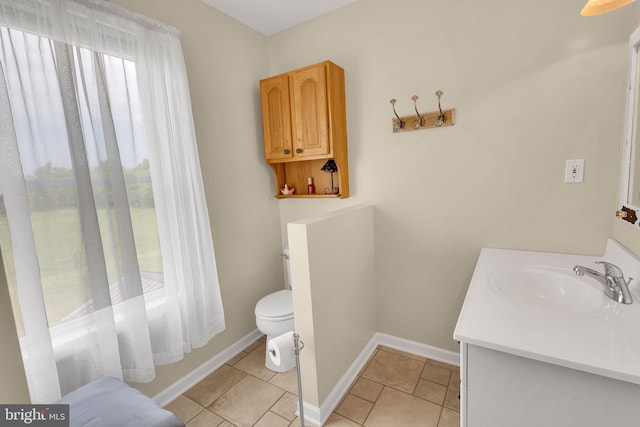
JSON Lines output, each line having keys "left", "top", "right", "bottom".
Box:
{"left": 270, "top": 158, "right": 348, "bottom": 199}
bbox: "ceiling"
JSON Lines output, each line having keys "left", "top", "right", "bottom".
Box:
{"left": 200, "top": 0, "right": 358, "bottom": 36}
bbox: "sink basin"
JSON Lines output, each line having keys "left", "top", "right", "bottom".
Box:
{"left": 488, "top": 266, "right": 604, "bottom": 313}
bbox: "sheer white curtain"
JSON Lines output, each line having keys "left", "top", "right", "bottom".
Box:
{"left": 0, "top": 0, "right": 224, "bottom": 403}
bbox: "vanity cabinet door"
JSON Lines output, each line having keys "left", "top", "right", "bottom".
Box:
{"left": 464, "top": 344, "right": 640, "bottom": 427}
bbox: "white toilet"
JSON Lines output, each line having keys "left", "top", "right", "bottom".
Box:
{"left": 255, "top": 253, "right": 295, "bottom": 372}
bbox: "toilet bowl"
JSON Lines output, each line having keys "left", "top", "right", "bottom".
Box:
{"left": 255, "top": 289, "right": 295, "bottom": 372}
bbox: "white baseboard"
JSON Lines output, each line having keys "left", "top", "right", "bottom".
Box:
{"left": 303, "top": 332, "right": 460, "bottom": 426}
{"left": 152, "top": 329, "right": 263, "bottom": 406}
{"left": 375, "top": 332, "right": 460, "bottom": 367}
{"left": 301, "top": 336, "right": 380, "bottom": 426}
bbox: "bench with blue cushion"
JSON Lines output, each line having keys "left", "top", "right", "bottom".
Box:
{"left": 57, "top": 377, "right": 184, "bottom": 427}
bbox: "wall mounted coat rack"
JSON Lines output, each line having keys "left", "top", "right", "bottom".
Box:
{"left": 390, "top": 90, "right": 455, "bottom": 133}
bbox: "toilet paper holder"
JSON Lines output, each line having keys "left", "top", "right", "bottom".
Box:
{"left": 269, "top": 332, "right": 306, "bottom": 427}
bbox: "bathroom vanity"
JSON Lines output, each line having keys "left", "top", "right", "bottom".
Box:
{"left": 454, "top": 239, "right": 640, "bottom": 427}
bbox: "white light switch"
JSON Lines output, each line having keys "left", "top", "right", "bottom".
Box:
{"left": 564, "top": 159, "right": 584, "bottom": 183}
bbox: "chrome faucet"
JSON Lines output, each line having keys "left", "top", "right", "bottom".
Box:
{"left": 573, "top": 261, "right": 633, "bottom": 304}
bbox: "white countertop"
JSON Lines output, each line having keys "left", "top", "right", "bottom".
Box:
{"left": 454, "top": 239, "right": 640, "bottom": 385}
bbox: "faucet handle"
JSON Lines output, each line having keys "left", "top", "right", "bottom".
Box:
{"left": 595, "top": 261, "right": 624, "bottom": 278}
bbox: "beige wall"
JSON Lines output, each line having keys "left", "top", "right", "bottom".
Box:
{"left": 110, "top": 0, "right": 283, "bottom": 396}
{"left": 268, "top": 0, "right": 639, "bottom": 352}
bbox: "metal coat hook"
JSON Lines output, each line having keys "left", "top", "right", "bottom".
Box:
{"left": 389, "top": 90, "right": 455, "bottom": 133}
{"left": 411, "top": 95, "right": 425, "bottom": 129}
{"left": 390, "top": 99, "right": 405, "bottom": 132}
{"left": 435, "top": 90, "right": 445, "bottom": 127}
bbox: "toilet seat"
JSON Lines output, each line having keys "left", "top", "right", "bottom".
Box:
{"left": 255, "top": 289, "right": 293, "bottom": 320}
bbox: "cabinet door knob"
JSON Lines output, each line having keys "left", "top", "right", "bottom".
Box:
{"left": 296, "top": 148, "right": 302, "bottom": 154}
{"left": 284, "top": 149, "right": 290, "bottom": 154}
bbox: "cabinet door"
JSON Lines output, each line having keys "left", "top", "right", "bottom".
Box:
{"left": 290, "top": 65, "right": 330, "bottom": 158}
{"left": 465, "top": 344, "right": 640, "bottom": 427}
{"left": 260, "top": 74, "right": 293, "bottom": 162}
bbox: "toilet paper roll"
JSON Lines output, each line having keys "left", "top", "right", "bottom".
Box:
{"left": 268, "top": 331, "right": 295, "bottom": 368}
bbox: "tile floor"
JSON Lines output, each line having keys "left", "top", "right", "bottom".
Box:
{"left": 165, "top": 337, "right": 460, "bottom": 427}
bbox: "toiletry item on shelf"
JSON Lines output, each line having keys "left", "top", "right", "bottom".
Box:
{"left": 307, "top": 177, "right": 315, "bottom": 194}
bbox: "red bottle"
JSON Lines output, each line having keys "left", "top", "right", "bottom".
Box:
{"left": 307, "top": 177, "right": 315, "bottom": 194}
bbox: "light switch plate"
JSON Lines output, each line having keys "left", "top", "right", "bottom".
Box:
{"left": 564, "top": 159, "right": 584, "bottom": 183}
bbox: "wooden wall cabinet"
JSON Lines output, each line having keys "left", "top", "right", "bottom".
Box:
{"left": 260, "top": 61, "right": 349, "bottom": 198}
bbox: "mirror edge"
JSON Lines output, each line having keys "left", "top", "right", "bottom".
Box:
{"left": 619, "top": 25, "right": 640, "bottom": 226}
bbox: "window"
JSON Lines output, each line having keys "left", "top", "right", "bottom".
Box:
{"left": 0, "top": 28, "right": 163, "bottom": 330}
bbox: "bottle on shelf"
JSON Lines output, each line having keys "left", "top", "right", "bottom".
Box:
{"left": 307, "top": 177, "right": 315, "bottom": 194}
